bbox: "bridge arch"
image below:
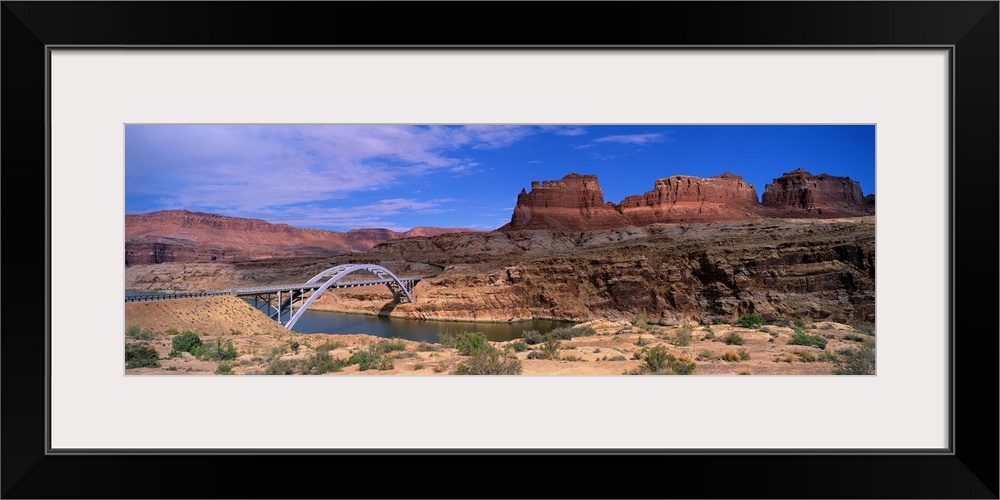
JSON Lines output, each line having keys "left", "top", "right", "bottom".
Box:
{"left": 283, "top": 264, "right": 414, "bottom": 330}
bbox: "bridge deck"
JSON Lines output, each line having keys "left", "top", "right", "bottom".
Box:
{"left": 125, "top": 278, "right": 420, "bottom": 303}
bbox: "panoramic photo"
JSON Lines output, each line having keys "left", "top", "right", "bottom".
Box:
{"left": 124, "top": 124, "right": 876, "bottom": 375}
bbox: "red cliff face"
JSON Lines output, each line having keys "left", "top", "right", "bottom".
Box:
{"left": 125, "top": 210, "right": 473, "bottom": 265}
{"left": 618, "top": 172, "right": 763, "bottom": 224}
{"left": 762, "top": 168, "right": 873, "bottom": 216}
{"left": 502, "top": 170, "right": 874, "bottom": 231}
{"left": 507, "top": 173, "right": 631, "bottom": 231}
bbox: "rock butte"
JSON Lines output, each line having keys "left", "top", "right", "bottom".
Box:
{"left": 501, "top": 169, "right": 873, "bottom": 231}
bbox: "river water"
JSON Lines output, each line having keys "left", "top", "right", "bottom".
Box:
{"left": 288, "top": 309, "right": 570, "bottom": 343}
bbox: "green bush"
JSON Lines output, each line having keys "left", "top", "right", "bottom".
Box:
{"left": 674, "top": 324, "right": 692, "bottom": 347}
{"left": 788, "top": 329, "right": 828, "bottom": 349}
{"left": 289, "top": 340, "right": 300, "bottom": 353}
{"left": 723, "top": 332, "right": 744, "bottom": 345}
{"left": 214, "top": 363, "right": 233, "bottom": 375}
{"left": 833, "top": 341, "right": 876, "bottom": 375}
{"left": 170, "top": 331, "right": 202, "bottom": 357}
{"left": 738, "top": 348, "right": 751, "bottom": 361}
{"left": 125, "top": 324, "right": 152, "bottom": 340}
{"left": 638, "top": 345, "right": 695, "bottom": 375}
{"left": 509, "top": 341, "right": 528, "bottom": 352}
{"left": 204, "top": 337, "right": 238, "bottom": 361}
{"left": 379, "top": 339, "right": 407, "bottom": 352}
{"left": 302, "top": 351, "right": 349, "bottom": 374}
{"left": 453, "top": 346, "right": 522, "bottom": 375}
{"left": 540, "top": 334, "right": 561, "bottom": 360}
{"left": 265, "top": 359, "right": 297, "bottom": 375}
{"left": 125, "top": 343, "right": 160, "bottom": 368}
{"left": 416, "top": 342, "right": 439, "bottom": 352}
{"left": 521, "top": 330, "right": 544, "bottom": 345}
{"left": 735, "top": 313, "right": 764, "bottom": 328}
{"left": 454, "top": 332, "right": 488, "bottom": 356}
{"left": 348, "top": 343, "right": 394, "bottom": 371}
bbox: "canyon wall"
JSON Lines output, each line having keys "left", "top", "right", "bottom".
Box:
{"left": 125, "top": 210, "right": 472, "bottom": 265}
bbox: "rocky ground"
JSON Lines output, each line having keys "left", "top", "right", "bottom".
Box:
{"left": 124, "top": 296, "right": 875, "bottom": 376}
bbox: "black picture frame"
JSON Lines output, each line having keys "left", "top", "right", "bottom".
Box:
{"left": 3, "top": 2, "right": 997, "bottom": 498}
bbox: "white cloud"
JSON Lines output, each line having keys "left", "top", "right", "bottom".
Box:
{"left": 594, "top": 133, "right": 666, "bottom": 145}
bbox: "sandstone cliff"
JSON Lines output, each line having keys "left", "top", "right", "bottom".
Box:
{"left": 502, "top": 170, "right": 873, "bottom": 231}
{"left": 507, "top": 173, "right": 631, "bottom": 231}
{"left": 762, "top": 168, "right": 874, "bottom": 216}
{"left": 125, "top": 210, "right": 473, "bottom": 265}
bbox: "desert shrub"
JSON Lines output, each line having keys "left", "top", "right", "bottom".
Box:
{"left": 437, "top": 331, "right": 458, "bottom": 347}
{"left": 267, "top": 343, "right": 288, "bottom": 360}
{"left": 674, "top": 324, "right": 693, "bottom": 346}
{"left": 854, "top": 326, "right": 875, "bottom": 336}
{"left": 722, "top": 350, "right": 741, "bottom": 362}
{"left": 416, "top": 342, "right": 439, "bottom": 352}
{"left": 170, "top": 331, "right": 202, "bottom": 357}
{"left": 540, "top": 335, "right": 561, "bottom": 360}
{"left": 214, "top": 363, "right": 233, "bottom": 375}
{"left": 125, "top": 343, "right": 160, "bottom": 368}
{"left": 549, "top": 327, "right": 575, "bottom": 340}
{"left": 636, "top": 335, "right": 648, "bottom": 346}
{"left": 788, "top": 329, "right": 828, "bottom": 349}
{"left": 562, "top": 354, "right": 582, "bottom": 362}
{"left": 265, "top": 359, "right": 297, "bottom": 375}
{"left": 348, "top": 343, "right": 394, "bottom": 371}
{"left": 204, "top": 337, "right": 238, "bottom": 361}
{"left": 126, "top": 324, "right": 153, "bottom": 340}
{"left": 379, "top": 339, "right": 407, "bottom": 352}
{"left": 644, "top": 345, "right": 673, "bottom": 372}
{"left": 637, "top": 345, "right": 696, "bottom": 375}
{"left": 509, "top": 341, "right": 528, "bottom": 352}
{"left": 703, "top": 330, "right": 716, "bottom": 341}
{"left": 738, "top": 348, "right": 751, "bottom": 361}
{"left": 723, "top": 332, "right": 744, "bottom": 345}
{"left": 394, "top": 351, "right": 417, "bottom": 359}
{"left": 610, "top": 355, "right": 627, "bottom": 361}
{"left": 521, "top": 330, "right": 544, "bottom": 345}
{"left": 289, "top": 340, "right": 300, "bottom": 353}
{"left": 819, "top": 351, "right": 838, "bottom": 362}
{"left": 526, "top": 351, "right": 544, "bottom": 360}
{"left": 573, "top": 326, "right": 598, "bottom": 337}
{"left": 844, "top": 333, "right": 865, "bottom": 342}
{"left": 796, "top": 351, "right": 818, "bottom": 362}
{"left": 432, "top": 363, "right": 447, "bottom": 373}
{"left": 833, "top": 341, "right": 876, "bottom": 375}
{"left": 453, "top": 332, "right": 488, "bottom": 356}
{"left": 453, "top": 346, "right": 522, "bottom": 375}
{"left": 413, "top": 364, "right": 425, "bottom": 371}
{"left": 632, "top": 314, "right": 649, "bottom": 330}
{"left": 315, "top": 340, "right": 347, "bottom": 354}
{"left": 774, "top": 318, "right": 791, "bottom": 327}
{"left": 735, "top": 313, "right": 764, "bottom": 329}
{"left": 821, "top": 324, "right": 835, "bottom": 330}
{"left": 165, "top": 328, "right": 178, "bottom": 335}
{"left": 737, "top": 369, "right": 752, "bottom": 375}
{"left": 302, "top": 351, "right": 349, "bottom": 374}
{"left": 697, "top": 349, "right": 715, "bottom": 361}
{"left": 759, "top": 326, "right": 771, "bottom": 333}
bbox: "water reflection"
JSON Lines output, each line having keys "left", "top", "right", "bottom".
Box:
{"left": 289, "top": 309, "right": 571, "bottom": 343}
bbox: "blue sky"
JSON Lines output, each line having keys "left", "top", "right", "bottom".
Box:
{"left": 125, "top": 125, "right": 875, "bottom": 231}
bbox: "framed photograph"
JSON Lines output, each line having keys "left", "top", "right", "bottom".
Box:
{"left": 4, "top": 2, "right": 996, "bottom": 498}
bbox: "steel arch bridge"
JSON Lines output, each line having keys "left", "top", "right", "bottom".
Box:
{"left": 280, "top": 264, "right": 415, "bottom": 330}
{"left": 125, "top": 264, "right": 419, "bottom": 330}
